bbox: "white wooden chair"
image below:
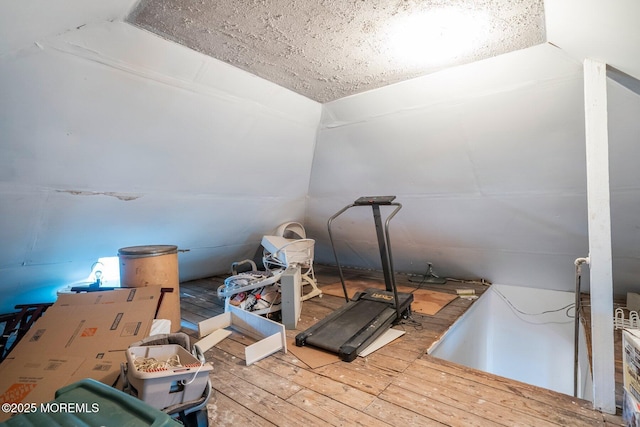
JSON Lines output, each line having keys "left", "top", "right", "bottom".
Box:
{"left": 217, "top": 222, "right": 322, "bottom": 316}
{"left": 261, "top": 235, "right": 322, "bottom": 301}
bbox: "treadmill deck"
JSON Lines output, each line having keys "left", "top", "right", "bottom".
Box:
{"left": 295, "top": 288, "right": 413, "bottom": 361}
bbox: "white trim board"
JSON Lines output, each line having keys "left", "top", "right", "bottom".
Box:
{"left": 584, "top": 58, "right": 615, "bottom": 414}
{"left": 195, "top": 305, "right": 287, "bottom": 366}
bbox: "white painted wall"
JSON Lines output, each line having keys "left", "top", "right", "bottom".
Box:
{"left": 608, "top": 79, "right": 640, "bottom": 291}
{"left": 430, "top": 285, "right": 585, "bottom": 397}
{"left": 0, "top": 21, "right": 321, "bottom": 312}
{"left": 308, "top": 44, "right": 590, "bottom": 291}
{"left": 1, "top": 0, "right": 640, "bottom": 320}
{"left": 308, "top": 41, "right": 640, "bottom": 297}
{"left": 545, "top": 0, "right": 640, "bottom": 81}
{"left": 425, "top": 288, "right": 493, "bottom": 370}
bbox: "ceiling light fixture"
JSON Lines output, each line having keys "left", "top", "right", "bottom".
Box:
{"left": 384, "top": 7, "right": 490, "bottom": 69}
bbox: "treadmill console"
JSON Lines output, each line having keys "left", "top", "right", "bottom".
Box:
{"left": 354, "top": 196, "right": 396, "bottom": 206}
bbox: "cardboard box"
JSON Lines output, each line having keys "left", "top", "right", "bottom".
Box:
{"left": 8, "top": 301, "right": 157, "bottom": 359}
{"left": 624, "top": 388, "right": 640, "bottom": 427}
{"left": 65, "top": 355, "right": 124, "bottom": 388}
{"left": 8, "top": 289, "right": 160, "bottom": 360}
{"left": 0, "top": 288, "right": 161, "bottom": 421}
{"left": 55, "top": 286, "right": 161, "bottom": 307}
{"left": 0, "top": 355, "right": 85, "bottom": 422}
{"left": 623, "top": 329, "right": 640, "bottom": 400}
{"left": 0, "top": 354, "right": 125, "bottom": 423}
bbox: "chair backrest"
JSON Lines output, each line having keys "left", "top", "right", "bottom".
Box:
{"left": 275, "top": 222, "right": 306, "bottom": 240}
{"left": 275, "top": 238, "right": 315, "bottom": 266}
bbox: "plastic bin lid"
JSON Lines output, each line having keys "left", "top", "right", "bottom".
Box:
{"left": 1, "top": 378, "right": 180, "bottom": 427}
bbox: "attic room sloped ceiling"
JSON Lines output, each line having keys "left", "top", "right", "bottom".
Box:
{"left": 0, "top": 0, "right": 639, "bottom": 313}
{"left": 126, "top": 0, "right": 546, "bottom": 103}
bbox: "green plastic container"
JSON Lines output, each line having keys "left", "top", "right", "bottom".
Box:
{"left": 0, "top": 378, "right": 180, "bottom": 426}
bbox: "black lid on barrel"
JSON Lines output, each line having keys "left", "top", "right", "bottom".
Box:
{"left": 118, "top": 245, "right": 178, "bottom": 257}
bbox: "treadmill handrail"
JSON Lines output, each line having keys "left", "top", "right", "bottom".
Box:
{"left": 327, "top": 199, "right": 402, "bottom": 310}
{"left": 383, "top": 204, "right": 403, "bottom": 321}
{"left": 327, "top": 203, "right": 356, "bottom": 302}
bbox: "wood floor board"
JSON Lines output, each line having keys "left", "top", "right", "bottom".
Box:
{"left": 370, "top": 339, "right": 424, "bottom": 361}
{"left": 376, "top": 383, "right": 504, "bottom": 427}
{"left": 178, "top": 265, "right": 623, "bottom": 427}
{"left": 213, "top": 368, "right": 327, "bottom": 427}
{"left": 305, "top": 294, "right": 345, "bottom": 311}
{"left": 417, "top": 357, "right": 602, "bottom": 422}
{"left": 360, "top": 349, "right": 414, "bottom": 372}
{"left": 210, "top": 331, "right": 257, "bottom": 360}
{"left": 312, "top": 359, "right": 397, "bottom": 396}
{"left": 286, "top": 388, "right": 391, "bottom": 427}
{"left": 179, "top": 303, "right": 214, "bottom": 326}
{"left": 403, "top": 360, "right": 600, "bottom": 426}
{"left": 419, "top": 355, "right": 594, "bottom": 407}
{"left": 209, "top": 346, "right": 303, "bottom": 400}
{"left": 207, "top": 391, "right": 277, "bottom": 427}
{"left": 180, "top": 298, "right": 222, "bottom": 318}
{"left": 256, "top": 355, "right": 378, "bottom": 412}
{"left": 390, "top": 377, "right": 558, "bottom": 427}
{"left": 363, "top": 397, "right": 449, "bottom": 426}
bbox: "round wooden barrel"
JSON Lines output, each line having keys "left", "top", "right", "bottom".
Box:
{"left": 118, "top": 245, "right": 181, "bottom": 332}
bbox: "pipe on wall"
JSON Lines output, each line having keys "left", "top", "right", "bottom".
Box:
{"left": 574, "top": 256, "right": 590, "bottom": 397}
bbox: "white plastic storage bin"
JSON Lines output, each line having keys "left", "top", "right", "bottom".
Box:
{"left": 126, "top": 344, "right": 212, "bottom": 410}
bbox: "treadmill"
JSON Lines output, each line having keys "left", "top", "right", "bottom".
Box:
{"left": 295, "top": 196, "right": 413, "bottom": 362}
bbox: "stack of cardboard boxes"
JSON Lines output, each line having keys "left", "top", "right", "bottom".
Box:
{"left": 623, "top": 293, "right": 640, "bottom": 426}
{"left": 623, "top": 328, "right": 640, "bottom": 426}
{"left": 0, "top": 287, "right": 161, "bottom": 422}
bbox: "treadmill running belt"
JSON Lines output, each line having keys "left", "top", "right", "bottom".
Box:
{"left": 303, "top": 299, "right": 388, "bottom": 353}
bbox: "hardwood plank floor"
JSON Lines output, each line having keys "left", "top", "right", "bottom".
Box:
{"left": 179, "top": 265, "right": 623, "bottom": 426}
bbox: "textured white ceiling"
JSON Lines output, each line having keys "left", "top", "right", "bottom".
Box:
{"left": 127, "top": 0, "right": 546, "bottom": 102}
